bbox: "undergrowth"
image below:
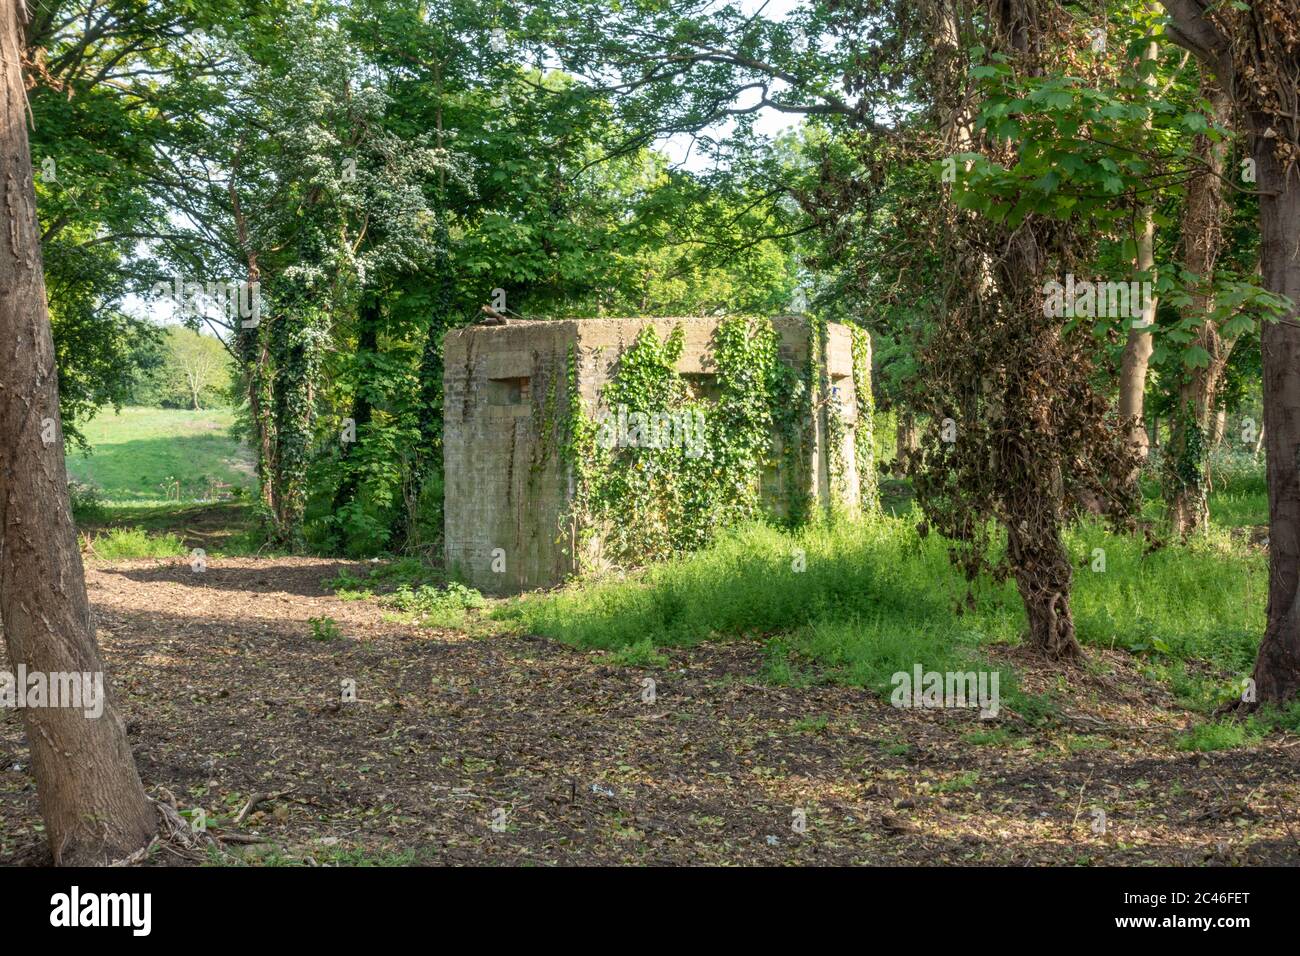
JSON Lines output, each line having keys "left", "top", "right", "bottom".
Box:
{"left": 494, "top": 511, "right": 1265, "bottom": 728}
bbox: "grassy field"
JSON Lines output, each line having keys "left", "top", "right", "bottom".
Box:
{"left": 67, "top": 406, "right": 259, "bottom": 555}
{"left": 67, "top": 406, "right": 255, "bottom": 502}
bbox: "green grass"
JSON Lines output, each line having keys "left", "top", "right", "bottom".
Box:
{"left": 309, "top": 616, "right": 344, "bottom": 642}
{"left": 80, "top": 500, "right": 247, "bottom": 529}
{"left": 65, "top": 407, "right": 262, "bottom": 555}
{"left": 790, "top": 714, "right": 830, "bottom": 735}
{"left": 1206, "top": 465, "right": 1268, "bottom": 529}
{"left": 85, "top": 526, "right": 187, "bottom": 559}
{"left": 67, "top": 406, "right": 254, "bottom": 502}
{"left": 1134, "top": 448, "right": 1269, "bottom": 529}
{"left": 498, "top": 519, "right": 983, "bottom": 651}
{"left": 1176, "top": 720, "right": 1251, "bottom": 752}
{"left": 1209, "top": 489, "right": 1269, "bottom": 529}
{"left": 1207, "top": 451, "right": 1269, "bottom": 527}
{"left": 324, "top": 558, "right": 444, "bottom": 593}
{"left": 1174, "top": 702, "right": 1300, "bottom": 751}
{"left": 933, "top": 770, "right": 981, "bottom": 793}
{"left": 962, "top": 727, "right": 1027, "bottom": 747}
{"left": 74, "top": 500, "right": 263, "bottom": 557}
{"left": 1066, "top": 520, "right": 1265, "bottom": 674}
{"left": 496, "top": 517, "right": 1031, "bottom": 708}
{"left": 322, "top": 563, "right": 494, "bottom": 628}
{"left": 598, "top": 639, "right": 670, "bottom": 668}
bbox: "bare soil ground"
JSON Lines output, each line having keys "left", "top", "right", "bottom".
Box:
{"left": 2, "top": 555, "right": 1298, "bottom": 866}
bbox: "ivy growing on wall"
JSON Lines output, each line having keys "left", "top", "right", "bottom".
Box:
{"left": 850, "top": 325, "right": 880, "bottom": 511}
{"left": 559, "top": 316, "right": 876, "bottom": 573}
{"left": 807, "top": 313, "right": 855, "bottom": 517}
{"left": 803, "top": 315, "right": 879, "bottom": 519}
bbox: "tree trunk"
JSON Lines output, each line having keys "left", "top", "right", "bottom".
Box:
{"left": 1157, "top": 0, "right": 1300, "bottom": 703}
{"left": 0, "top": 0, "right": 155, "bottom": 864}
{"left": 238, "top": 306, "right": 276, "bottom": 514}
{"left": 1000, "top": 223, "right": 1082, "bottom": 660}
{"left": 1250, "top": 144, "right": 1300, "bottom": 703}
{"left": 270, "top": 301, "right": 317, "bottom": 546}
{"left": 405, "top": 68, "right": 453, "bottom": 532}
{"left": 254, "top": 336, "right": 276, "bottom": 512}
{"left": 1166, "top": 342, "right": 1225, "bottom": 537}
{"left": 1117, "top": 30, "right": 1161, "bottom": 471}
{"left": 1118, "top": 254, "right": 1157, "bottom": 462}
{"left": 895, "top": 410, "right": 919, "bottom": 475}
{"left": 1008, "top": 523, "right": 1079, "bottom": 659}
{"left": 1166, "top": 83, "right": 1233, "bottom": 538}
{"left": 1211, "top": 406, "right": 1227, "bottom": 448}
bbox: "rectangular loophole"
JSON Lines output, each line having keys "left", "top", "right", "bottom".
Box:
{"left": 487, "top": 376, "right": 531, "bottom": 406}
{"left": 682, "top": 372, "right": 721, "bottom": 403}
{"left": 830, "top": 374, "right": 852, "bottom": 412}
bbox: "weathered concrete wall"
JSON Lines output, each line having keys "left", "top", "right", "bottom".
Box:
{"left": 748, "top": 317, "right": 857, "bottom": 517}
{"left": 443, "top": 320, "right": 579, "bottom": 594}
{"left": 444, "top": 316, "right": 862, "bottom": 594}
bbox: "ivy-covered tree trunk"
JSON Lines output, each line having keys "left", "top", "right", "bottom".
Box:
{"left": 1000, "top": 230, "right": 1081, "bottom": 660}
{"left": 850, "top": 326, "right": 879, "bottom": 510}
{"left": 1004, "top": 433, "right": 1080, "bottom": 661}
{"left": 415, "top": 313, "right": 448, "bottom": 479}
{"left": 1008, "top": 522, "right": 1079, "bottom": 658}
{"left": 903, "top": 0, "right": 1132, "bottom": 661}
{"left": 1165, "top": 84, "right": 1232, "bottom": 538}
{"left": 395, "top": 213, "right": 454, "bottom": 550}
{"left": 407, "top": 79, "right": 455, "bottom": 526}
{"left": 413, "top": 240, "right": 454, "bottom": 492}
{"left": 271, "top": 302, "right": 321, "bottom": 546}
{"left": 253, "top": 336, "right": 277, "bottom": 513}
{"left": 1165, "top": 332, "right": 1230, "bottom": 537}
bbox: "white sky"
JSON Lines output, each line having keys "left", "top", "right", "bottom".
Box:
{"left": 659, "top": 0, "right": 808, "bottom": 170}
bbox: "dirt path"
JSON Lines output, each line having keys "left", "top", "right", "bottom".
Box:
{"left": 2, "top": 556, "right": 1298, "bottom": 865}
